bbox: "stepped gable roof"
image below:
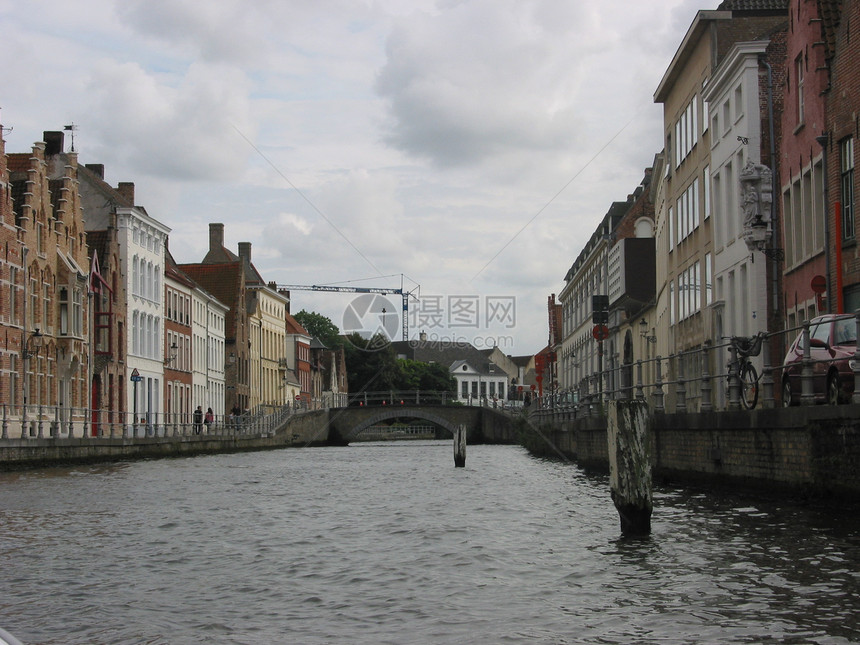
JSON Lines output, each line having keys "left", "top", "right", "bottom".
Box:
{"left": 6, "top": 153, "right": 33, "bottom": 174}
{"left": 178, "top": 261, "right": 244, "bottom": 339}
{"left": 818, "top": 0, "right": 843, "bottom": 60}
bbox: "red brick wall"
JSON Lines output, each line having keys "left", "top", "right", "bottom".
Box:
{"left": 826, "top": 0, "right": 860, "bottom": 309}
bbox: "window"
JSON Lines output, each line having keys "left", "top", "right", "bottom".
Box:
{"left": 73, "top": 288, "right": 83, "bottom": 336}
{"left": 734, "top": 85, "right": 743, "bottom": 122}
{"left": 841, "top": 137, "right": 855, "bottom": 239}
{"left": 796, "top": 54, "right": 804, "bottom": 124}
{"left": 59, "top": 287, "right": 69, "bottom": 335}
{"left": 705, "top": 253, "right": 713, "bottom": 305}
{"left": 703, "top": 166, "right": 711, "bottom": 219}
{"left": 674, "top": 96, "right": 699, "bottom": 167}
{"left": 9, "top": 267, "right": 17, "bottom": 323}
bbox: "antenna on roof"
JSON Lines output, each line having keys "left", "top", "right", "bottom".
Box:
{"left": 63, "top": 123, "right": 77, "bottom": 152}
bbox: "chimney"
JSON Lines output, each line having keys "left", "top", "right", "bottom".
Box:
{"left": 85, "top": 164, "right": 105, "bottom": 179}
{"left": 43, "top": 131, "right": 64, "bottom": 156}
{"left": 279, "top": 289, "right": 291, "bottom": 314}
{"left": 117, "top": 182, "right": 135, "bottom": 205}
{"left": 238, "top": 242, "right": 251, "bottom": 264}
{"left": 209, "top": 223, "right": 225, "bottom": 253}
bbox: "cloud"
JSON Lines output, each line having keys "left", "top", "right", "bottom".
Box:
{"left": 82, "top": 60, "right": 255, "bottom": 181}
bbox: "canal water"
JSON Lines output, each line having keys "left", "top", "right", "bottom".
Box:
{"left": 1, "top": 442, "right": 858, "bottom": 644}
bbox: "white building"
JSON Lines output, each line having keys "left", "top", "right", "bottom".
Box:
{"left": 191, "top": 286, "right": 227, "bottom": 418}
{"left": 79, "top": 175, "right": 170, "bottom": 428}
{"left": 450, "top": 359, "right": 507, "bottom": 404}
{"left": 703, "top": 40, "right": 772, "bottom": 406}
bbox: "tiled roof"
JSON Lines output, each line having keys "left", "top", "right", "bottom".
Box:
{"left": 178, "top": 262, "right": 244, "bottom": 337}
{"left": 717, "top": 0, "right": 788, "bottom": 10}
{"left": 7, "top": 153, "right": 33, "bottom": 174}
{"left": 285, "top": 312, "right": 309, "bottom": 336}
{"left": 390, "top": 339, "right": 496, "bottom": 373}
{"left": 77, "top": 164, "right": 134, "bottom": 208}
{"left": 86, "top": 230, "right": 109, "bottom": 261}
{"left": 818, "top": 0, "right": 843, "bottom": 60}
{"left": 165, "top": 247, "right": 199, "bottom": 289}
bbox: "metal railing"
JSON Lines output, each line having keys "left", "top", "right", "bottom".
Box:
{"left": 341, "top": 390, "right": 521, "bottom": 410}
{"left": 536, "top": 310, "right": 860, "bottom": 419}
{"left": 0, "top": 403, "right": 299, "bottom": 441}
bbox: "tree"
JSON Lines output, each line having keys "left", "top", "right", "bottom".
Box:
{"left": 343, "top": 333, "right": 399, "bottom": 393}
{"left": 396, "top": 359, "right": 456, "bottom": 391}
{"left": 294, "top": 310, "right": 341, "bottom": 348}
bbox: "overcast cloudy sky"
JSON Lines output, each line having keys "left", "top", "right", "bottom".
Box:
{"left": 1, "top": 0, "right": 707, "bottom": 355}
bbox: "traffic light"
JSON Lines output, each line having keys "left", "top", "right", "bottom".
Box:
{"left": 592, "top": 295, "right": 609, "bottom": 324}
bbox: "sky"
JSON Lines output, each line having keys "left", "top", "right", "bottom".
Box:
{"left": 1, "top": 0, "right": 708, "bottom": 356}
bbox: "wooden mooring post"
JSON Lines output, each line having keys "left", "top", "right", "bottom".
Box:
{"left": 607, "top": 400, "right": 652, "bottom": 537}
{"left": 453, "top": 424, "right": 466, "bottom": 467}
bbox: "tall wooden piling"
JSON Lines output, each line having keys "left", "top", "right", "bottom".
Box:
{"left": 607, "top": 400, "right": 652, "bottom": 536}
{"left": 454, "top": 424, "right": 466, "bottom": 467}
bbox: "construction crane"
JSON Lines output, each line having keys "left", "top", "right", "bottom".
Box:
{"left": 278, "top": 277, "right": 419, "bottom": 341}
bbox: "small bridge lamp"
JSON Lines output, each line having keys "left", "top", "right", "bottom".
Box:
{"left": 639, "top": 319, "right": 657, "bottom": 344}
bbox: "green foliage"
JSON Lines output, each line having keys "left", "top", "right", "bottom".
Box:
{"left": 342, "top": 335, "right": 457, "bottom": 395}
{"left": 396, "top": 359, "right": 456, "bottom": 391}
{"left": 294, "top": 310, "right": 342, "bottom": 348}
{"left": 343, "top": 333, "right": 399, "bottom": 392}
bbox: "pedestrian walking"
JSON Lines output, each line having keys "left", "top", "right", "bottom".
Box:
{"left": 193, "top": 406, "right": 203, "bottom": 434}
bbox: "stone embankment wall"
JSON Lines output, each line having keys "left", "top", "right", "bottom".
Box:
{"left": 525, "top": 405, "right": 860, "bottom": 499}
{"left": 0, "top": 410, "right": 331, "bottom": 470}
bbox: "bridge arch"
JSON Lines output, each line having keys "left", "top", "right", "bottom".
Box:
{"left": 346, "top": 407, "right": 460, "bottom": 440}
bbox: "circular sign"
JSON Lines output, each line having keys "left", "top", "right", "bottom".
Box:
{"left": 811, "top": 275, "right": 826, "bottom": 294}
{"left": 592, "top": 324, "right": 610, "bottom": 341}
{"left": 342, "top": 294, "right": 400, "bottom": 342}
{"left": 295, "top": 395, "right": 301, "bottom": 401}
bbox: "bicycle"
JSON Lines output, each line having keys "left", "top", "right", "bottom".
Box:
{"left": 726, "top": 332, "right": 766, "bottom": 410}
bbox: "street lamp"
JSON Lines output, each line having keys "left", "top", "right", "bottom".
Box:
{"left": 639, "top": 319, "right": 657, "bottom": 344}
{"left": 23, "top": 328, "right": 44, "bottom": 360}
{"left": 164, "top": 341, "right": 179, "bottom": 366}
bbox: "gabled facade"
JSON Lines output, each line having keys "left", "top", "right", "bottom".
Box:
{"left": 823, "top": 0, "right": 859, "bottom": 313}
{"left": 0, "top": 121, "right": 24, "bottom": 412}
{"left": 780, "top": 0, "right": 830, "bottom": 327}
{"left": 178, "top": 261, "right": 249, "bottom": 414}
{"left": 558, "top": 168, "right": 655, "bottom": 402}
{"left": 285, "top": 313, "right": 312, "bottom": 407}
{"left": 164, "top": 247, "right": 195, "bottom": 427}
{"left": 654, "top": 2, "right": 788, "bottom": 409}
{"left": 450, "top": 359, "right": 507, "bottom": 404}
{"left": 79, "top": 164, "right": 170, "bottom": 428}
{"left": 7, "top": 131, "right": 91, "bottom": 430}
{"left": 704, "top": 33, "right": 787, "bottom": 407}
{"left": 87, "top": 219, "right": 128, "bottom": 434}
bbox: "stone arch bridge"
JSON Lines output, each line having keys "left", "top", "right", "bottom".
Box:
{"left": 325, "top": 403, "right": 517, "bottom": 445}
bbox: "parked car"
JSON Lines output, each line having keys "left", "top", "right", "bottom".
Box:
{"left": 782, "top": 314, "right": 858, "bottom": 406}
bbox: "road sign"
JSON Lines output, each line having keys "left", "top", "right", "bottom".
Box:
{"left": 811, "top": 275, "right": 826, "bottom": 294}
{"left": 130, "top": 368, "right": 142, "bottom": 382}
{"left": 592, "top": 324, "right": 610, "bottom": 341}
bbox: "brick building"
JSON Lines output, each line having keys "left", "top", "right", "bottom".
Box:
{"left": 823, "top": 0, "right": 859, "bottom": 313}
{"left": 6, "top": 131, "right": 91, "bottom": 430}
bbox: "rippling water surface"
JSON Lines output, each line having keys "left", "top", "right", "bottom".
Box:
{"left": 1, "top": 442, "right": 858, "bottom": 644}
